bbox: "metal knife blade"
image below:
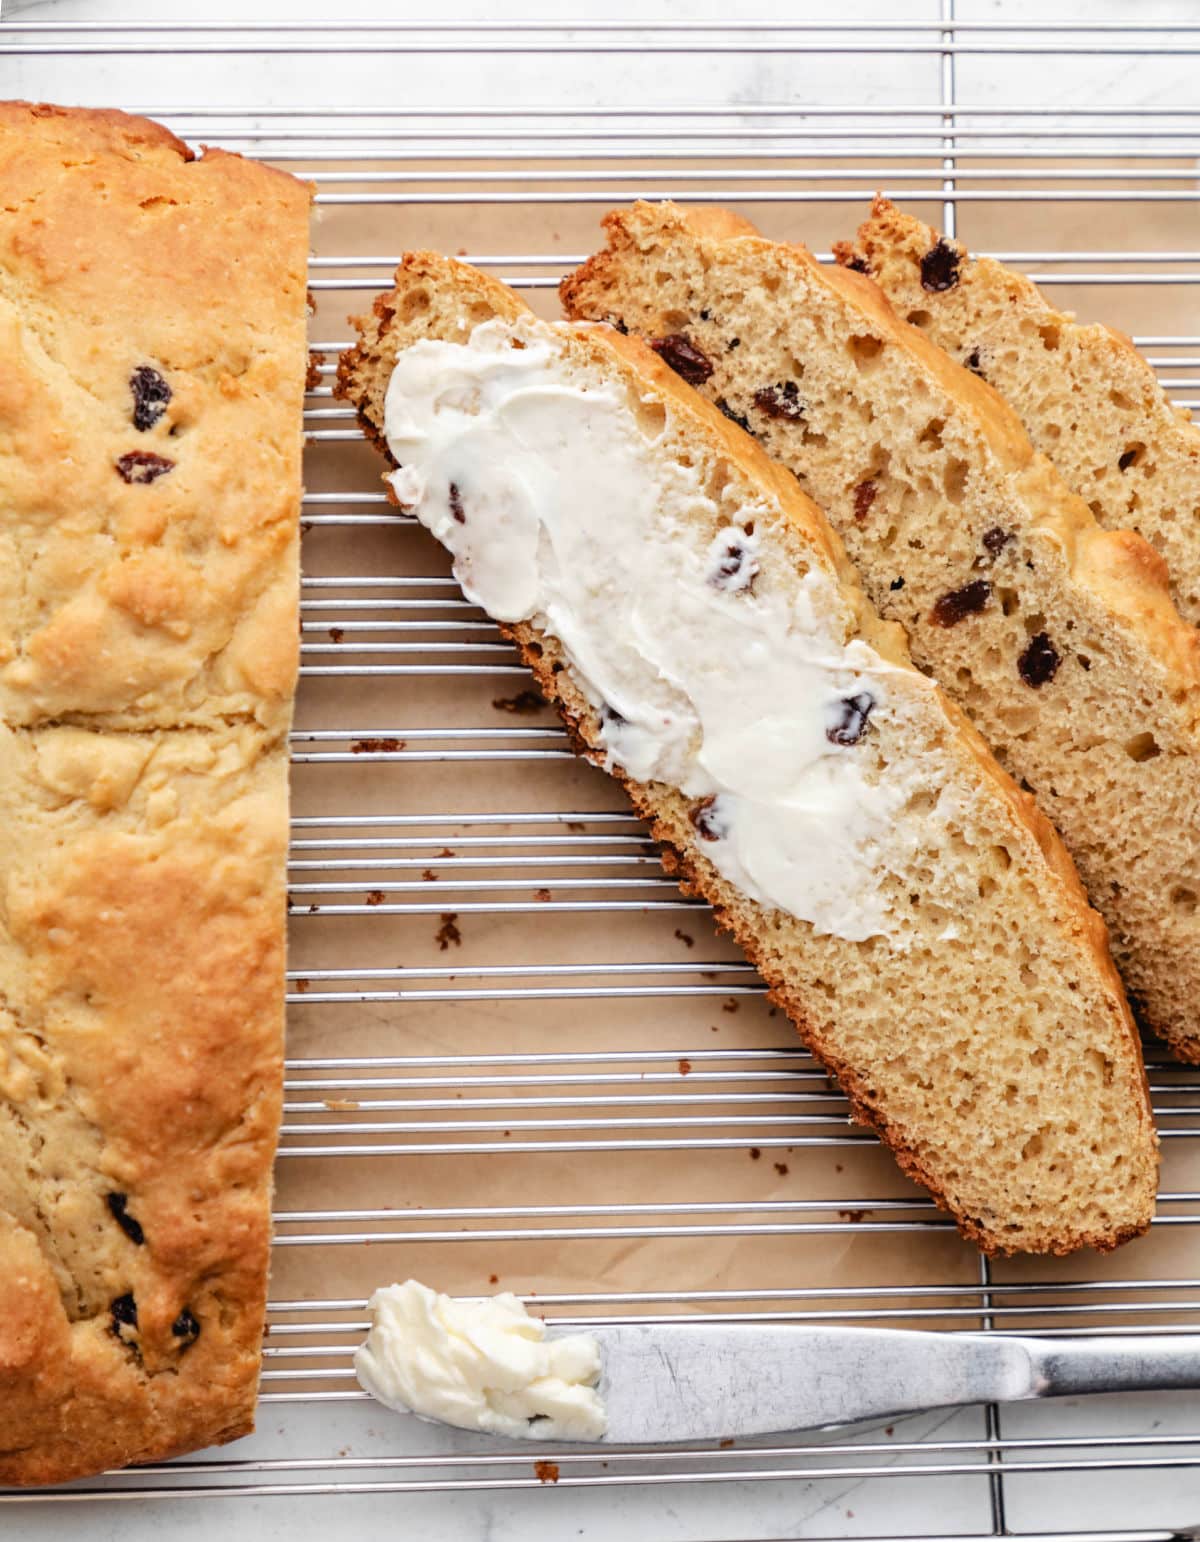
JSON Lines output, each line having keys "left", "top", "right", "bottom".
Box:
{"left": 579, "top": 1324, "right": 1200, "bottom": 1445}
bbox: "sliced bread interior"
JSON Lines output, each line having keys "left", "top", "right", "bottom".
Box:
{"left": 337, "top": 253, "right": 1157, "bottom": 1255}
{"left": 837, "top": 196, "right": 1200, "bottom": 625}
{"left": 561, "top": 201, "right": 1200, "bottom": 1062}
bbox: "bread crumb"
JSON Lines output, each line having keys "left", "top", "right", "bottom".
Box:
{"left": 294, "top": 978, "right": 310, "bottom": 993}
{"left": 533, "top": 1460, "right": 560, "bottom": 1484}
{"left": 534, "top": 888, "right": 552, "bottom": 902}
{"left": 492, "top": 689, "right": 547, "bottom": 714}
{"left": 365, "top": 890, "right": 385, "bottom": 906}
{"left": 422, "top": 869, "right": 438, "bottom": 881}
{"left": 678, "top": 1058, "right": 692, "bottom": 1076}
{"left": 324, "top": 1098, "right": 360, "bottom": 1112}
{"left": 328, "top": 627, "right": 344, "bottom": 644}
{"left": 838, "top": 1209, "right": 868, "bottom": 1223}
{"left": 435, "top": 914, "right": 462, "bottom": 949}
{"left": 719, "top": 1438, "right": 735, "bottom": 1449}
{"left": 673, "top": 928, "right": 694, "bottom": 948}
{"left": 749, "top": 1147, "right": 761, "bottom": 1160}
{"left": 489, "top": 1273, "right": 499, "bottom": 1284}
{"left": 438, "top": 847, "right": 455, "bottom": 858}
{"left": 722, "top": 998, "right": 739, "bottom": 1013}
{"left": 351, "top": 737, "right": 404, "bottom": 754}
{"left": 774, "top": 1162, "right": 789, "bottom": 1176}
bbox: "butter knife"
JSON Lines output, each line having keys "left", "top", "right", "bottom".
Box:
{"left": 580, "top": 1324, "right": 1200, "bottom": 1444}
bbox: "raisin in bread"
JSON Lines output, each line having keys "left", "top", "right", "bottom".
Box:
{"left": 562, "top": 201, "right": 1200, "bottom": 1063}
{"left": 0, "top": 104, "right": 308, "bottom": 1486}
{"left": 337, "top": 252, "right": 1157, "bottom": 1256}
{"left": 837, "top": 196, "right": 1200, "bottom": 625}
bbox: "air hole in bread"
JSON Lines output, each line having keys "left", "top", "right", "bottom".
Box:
{"left": 1124, "top": 732, "right": 1161, "bottom": 763}
{"left": 905, "top": 309, "right": 932, "bottom": 329}
{"left": 847, "top": 333, "right": 885, "bottom": 370}
{"left": 919, "top": 418, "right": 945, "bottom": 450}
{"left": 1118, "top": 442, "right": 1145, "bottom": 471}
{"left": 1109, "top": 388, "right": 1134, "bottom": 411}
{"left": 397, "top": 288, "right": 430, "bottom": 323}
{"left": 943, "top": 456, "right": 969, "bottom": 505}
{"left": 633, "top": 398, "right": 668, "bottom": 439}
{"left": 1171, "top": 886, "right": 1198, "bottom": 915}
{"left": 1038, "top": 323, "right": 1061, "bottom": 351}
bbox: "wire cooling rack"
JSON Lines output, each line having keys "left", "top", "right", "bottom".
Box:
{"left": 7, "top": 8, "right": 1200, "bottom": 1540}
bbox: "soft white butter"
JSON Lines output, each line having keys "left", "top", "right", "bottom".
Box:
{"left": 383, "top": 317, "right": 946, "bottom": 944}
{"left": 354, "top": 1280, "right": 607, "bottom": 1440}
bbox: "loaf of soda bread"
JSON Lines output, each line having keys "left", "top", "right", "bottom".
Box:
{"left": 837, "top": 196, "right": 1200, "bottom": 625}
{"left": 562, "top": 201, "right": 1200, "bottom": 1062}
{"left": 0, "top": 104, "right": 309, "bottom": 1485}
{"left": 337, "top": 252, "right": 1157, "bottom": 1257}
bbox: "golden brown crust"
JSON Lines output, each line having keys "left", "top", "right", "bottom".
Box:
{"left": 0, "top": 106, "right": 308, "bottom": 1486}
{"left": 337, "top": 252, "right": 1158, "bottom": 1256}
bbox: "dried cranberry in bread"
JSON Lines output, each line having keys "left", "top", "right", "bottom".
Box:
{"left": 337, "top": 252, "right": 1156, "bottom": 1256}
{"left": 562, "top": 200, "right": 1200, "bottom": 1063}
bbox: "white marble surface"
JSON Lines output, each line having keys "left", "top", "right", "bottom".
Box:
{"left": 4, "top": 0, "right": 1200, "bottom": 1537}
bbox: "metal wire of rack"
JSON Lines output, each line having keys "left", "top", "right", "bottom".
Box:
{"left": 7, "top": 7, "right": 1200, "bottom": 1540}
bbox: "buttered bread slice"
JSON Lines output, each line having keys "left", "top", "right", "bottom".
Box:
{"left": 837, "top": 197, "right": 1200, "bottom": 625}
{"left": 337, "top": 253, "right": 1156, "bottom": 1255}
{"left": 562, "top": 202, "right": 1200, "bottom": 1063}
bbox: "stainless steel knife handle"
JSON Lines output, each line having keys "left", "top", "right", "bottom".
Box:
{"left": 1024, "top": 1333, "right": 1200, "bottom": 1400}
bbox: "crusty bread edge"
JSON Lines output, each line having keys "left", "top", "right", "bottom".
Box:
{"left": 336, "top": 253, "right": 1155, "bottom": 1256}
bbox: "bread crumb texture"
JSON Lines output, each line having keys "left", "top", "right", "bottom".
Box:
{"left": 0, "top": 104, "right": 308, "bottom": 1485}
{"left": 337, "top": 251, "right": 1157, "bottom": 1259}
{"left": 561, "top": 200, "right": 1200, "bottom": 1064}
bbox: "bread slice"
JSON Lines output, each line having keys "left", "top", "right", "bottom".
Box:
{"left": 0, "top": 104, "right": 308, "bottom": 1485}
{"left": 562, "top": 201, "right": 1200, "bottom": 1062}
{"left": 837, "top": 196, "right": 1200, "bottom": 625}
{"left": 336, "top": 252, "right": 1157, "bottom": 1256}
